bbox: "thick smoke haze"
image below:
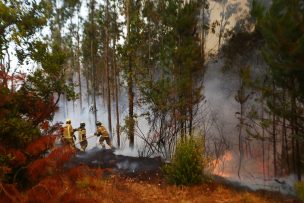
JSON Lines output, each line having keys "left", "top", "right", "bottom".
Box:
{"left": 203, "top": 59, "right": 297, "bottom": 195}
{"left": 52, "top": 74, "right": 149, "bottom": 156}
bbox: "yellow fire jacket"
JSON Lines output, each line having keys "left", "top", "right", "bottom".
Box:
{"left": 78, "top": 128, "right": 86, "bottom": 142}
{"left": 96, "top": 125, "right": 109, "bottom": 138}
{"left": 63, "top": 124, "right": 73, "bottom": 139}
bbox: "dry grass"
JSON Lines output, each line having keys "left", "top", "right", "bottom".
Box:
{"left": 20, "top": 167, "right": 298, "bottom": 203}
{"left": 23, "top": 176, "right": 292, "bottom": 203}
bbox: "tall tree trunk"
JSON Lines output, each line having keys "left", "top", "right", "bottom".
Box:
{"left": 291, "top": 79, "right": 301, "bottom": 180}
{"left": 290, "top": 91, "right": 296, "bottom": 176}
{"left": 5, "top": 45, "right": 11, "bottom": 86}
{"left": 70, "top": 16, "right": 75, "bottom": 113}
{"left": 200, "top": 0, "right": 206, "bottom": 58}
{"left": 282, "top": 90, "right": 289, "bottom": 174}
{"left": 188, "top": 105, "right": 193, "bottom": 136}
{"left": 272, "top": 81, "right": 277, "bottom": 177}
{"left": 237, "top": 71, "right": 245, "bottom": 178}
{"left": 90, "top": 0, "right": 97, "bottom": 123}
{"left": 114, "top": 45, "right": 120, "bottom": 148}
{"left": 126, "top": 0, "right": 135, "bottom": 148}
{"left": 113, "top": 1, "right": 120, "bottom": 148}
{"left": 188, "top": 80, "right": 193, "bottom": 136}
{"left": 105, "top": 0, "right": 112, "bottom": 138}
{"left": 238, "top": 96, "right": 244, "bottom": 178}
{"left": 91, "top": 43, "right": 97, "bottom": 123}
{"left": 267, "top": 131, "right": 271, "bottom": 178}
{"left": 128, "top": 62, "right": 135, "bottom": 148}
{"left": 262, "top": 98, "right": 266, "bottom": 180}
{"left": 217, "top": 2, "right": 226, "bottom": 51}
{"left": 86, "top": 74, "right": 90, "bottom": 106}
{"left": 177, "top": 34, "right": 186, "bottom": 141}
{"left": 77, "top": 9, "right": 83, "bottom": 112}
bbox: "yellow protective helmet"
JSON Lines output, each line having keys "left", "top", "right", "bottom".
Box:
{"left": 66, "top": 119, "right": 71, "bottom": 124}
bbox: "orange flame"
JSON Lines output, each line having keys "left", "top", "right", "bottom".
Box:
{"left": 212, "top": 151, "right": 233, "bottom": 177}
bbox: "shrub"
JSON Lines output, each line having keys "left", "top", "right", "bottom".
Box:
{"left": 0, "top": 118, "right": 41, "bottom": 148}
{"left": 295, "top": 181, "right": 304, "bottom": 202}
{"left": 163, "top": 137, "right": 208, "bottom": 185}
{"left": 26, "top": 135, "right": 56, "bottom": 157}
{"left": 27, "top": 146, "right": 75, "bottom": 182}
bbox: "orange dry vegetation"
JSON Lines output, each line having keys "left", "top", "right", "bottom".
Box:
{"left": 0, "top": 164, "right": 297, "bottom": 202}
{"left": 18, "top": 166, "right": 296, "bottom": 203}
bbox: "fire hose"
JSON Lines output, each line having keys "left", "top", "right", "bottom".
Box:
{"left": 73, "top": 134, "right": 97, "bottom": 145}
{"left": 72, "top": 134, "right": 115, "bottom": 150}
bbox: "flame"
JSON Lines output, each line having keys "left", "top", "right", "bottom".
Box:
{"left": 212, "top": 151, "right": 233, "bottom": 177}
{"left": 211, "top": 150, "right": 274, "bottom": 179}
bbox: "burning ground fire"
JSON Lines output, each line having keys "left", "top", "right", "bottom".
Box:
{"left": 211, "top": 149, "right": 272, "bottom": 179}
{"left": 212, "top": 151, "right": 234, "bottom": 177}
{"left": 211, "top": 150, "right": 296, "bottom": 195}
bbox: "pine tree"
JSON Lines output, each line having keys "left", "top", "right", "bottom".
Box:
{"left": 252, "top": 0, "right": 304, "bottom": 180}
{"left": 135, "top": 0, "right": 205, "bottom": 157}
{"left": 122, "top": 0, "right": 139, "bottom": 148}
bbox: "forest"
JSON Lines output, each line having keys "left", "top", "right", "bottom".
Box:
{"left": 0, "top": 0, "right": 304, "bottom": 202}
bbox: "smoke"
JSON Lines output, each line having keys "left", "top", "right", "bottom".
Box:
{"left": 116, "top": 160, "right": 139, "bottom": 173}
{"left": 52, "top": 73, "right": 150, "bottom": 156}
{"left": 114, "top": 148, "right": 139, "bottom": 157}
{"left": 200, "top": 0, "right": 298, "bottom": 195}
{"left": 52, "top": 96, "right": 100, "bottom": 150}
{"left": 204, "top": 60, "right": 239, "bottom": 139}
{"left": 202, "top": 42, "right": 297, "bottom": 196}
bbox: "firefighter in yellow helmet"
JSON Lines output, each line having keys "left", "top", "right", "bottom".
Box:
{"left": 77, "top": 122, "right": 87, "bottom": 152}
{"left": 62, "top": 119, "right": 76, "bottom": 148}
{"left": 94, "top": 121, "right": 113, "bottom": 149}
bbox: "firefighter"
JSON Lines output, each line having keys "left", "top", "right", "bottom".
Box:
{"left": 94, "top": 121, "right": 113, "bottom": 149}
{"left": 77, "top": 122, "right": 88, "bottom": 151}
{"left": 62, "top": 119, "right": 76, "bottom": 148}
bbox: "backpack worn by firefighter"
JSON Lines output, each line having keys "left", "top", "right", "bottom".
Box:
{"left": 94, "top": 121, "right": 113, "bottom": 149}
{"left": 62, "top": 119, "right": 76, "bottom": 148}
{"left": 78, "top": 122, "right": 88, "bottom": 151}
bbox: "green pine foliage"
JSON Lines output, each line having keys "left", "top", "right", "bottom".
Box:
{"left": 132, "top": 0, "right": 206, "bottom": 156}
{"left": 0, "top": 118, "right": 40, "bottom": 149}
{"left": 252, "top": 0, "right": 304, "bottom": 101}
{"left": 295, "top": 181, "right": 304, "bottom": 202}
{"left": 0, "top": 1, "right": 77, "bottom": 149}
{"left": 252, "top": 0, "right": 304, "bottom": 179}
{"left": 164, "top": 137, "right": 209, "bottom": 185}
